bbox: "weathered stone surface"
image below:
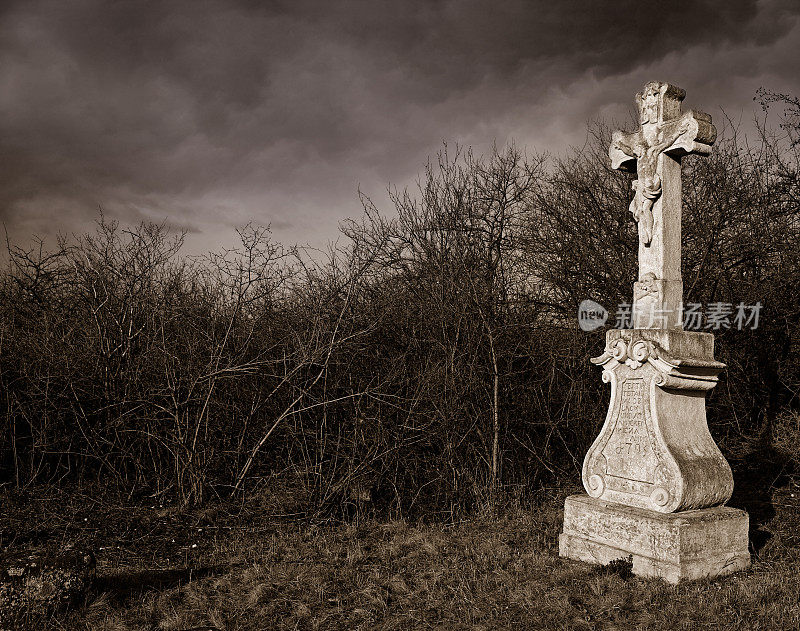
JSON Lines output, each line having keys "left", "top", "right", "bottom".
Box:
{"left": 606, "top": 327, "right": 715, "bottom": 359}
{"left": 609, "top": 81, "right": 717, "bottom": 329}
{"left": 559, "top": 495, "right": 750, "bottom": 583}
{"left": 584, "top": 328, "right": 732, "bottom": 513}
{"left": 0, "top": 548, "right": 95, "bottom": 627}
{"left": 559, "top": 82, "right": 749, "bottom": 583}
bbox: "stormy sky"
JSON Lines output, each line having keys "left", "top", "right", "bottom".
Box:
{"left": 1, "top": 0, "right": 799, "bottom": 255}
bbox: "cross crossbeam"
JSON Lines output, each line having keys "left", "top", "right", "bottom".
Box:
{"left": 609, "top": 81, "right": 716, "bottom": 329}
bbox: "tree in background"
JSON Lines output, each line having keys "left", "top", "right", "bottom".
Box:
{"left": 1, "top": 102, "right": 798, "bottom": 515}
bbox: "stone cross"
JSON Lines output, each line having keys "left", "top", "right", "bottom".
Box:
{"left": 609, "top": 81, "right": 716, "bottom": 329}
{"left": 559, "top": 80, "right": 750, "bottom": 583}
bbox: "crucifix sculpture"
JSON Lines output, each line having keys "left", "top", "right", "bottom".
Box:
{"left": 609, "top": 81, "right": 716, "bottom": 328}
{"left": 559, "top": 81, "right": 750, "bottom": 583}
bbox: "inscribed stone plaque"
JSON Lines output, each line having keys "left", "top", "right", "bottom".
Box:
{"left": 601, "top": 379, "right": 657, "bottom": 483}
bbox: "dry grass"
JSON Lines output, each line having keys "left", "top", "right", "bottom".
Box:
{"left": 3, "top": 483, "right": 791, "bottom": 630}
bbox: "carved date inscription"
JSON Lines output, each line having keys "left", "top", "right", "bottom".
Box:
{"left": 602, "top": 379, "right": 658, "bottom": 484}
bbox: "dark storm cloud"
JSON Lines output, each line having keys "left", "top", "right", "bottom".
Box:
{"left": 1, "top": 0, "right": 799, "bottom": 252}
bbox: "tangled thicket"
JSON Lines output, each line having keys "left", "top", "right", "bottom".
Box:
{"left": 1, "top": 111, "right": 799, "bottom": 516}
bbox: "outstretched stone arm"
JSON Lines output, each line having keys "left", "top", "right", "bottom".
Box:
{"left": 613, "top": 135, "right": 637, "bottom": 156}
{"left": 661, "top": 111, "right": 717, "bottom": 158}
{"left": 651, "top": 118, "right": 691, "bottom": 155}
{"left": 609, "top": 130, "right": 639, "bottom": 171}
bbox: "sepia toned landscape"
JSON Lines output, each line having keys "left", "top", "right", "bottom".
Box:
{"left": 2, "top": 1, "right": 800, "bottom": 629}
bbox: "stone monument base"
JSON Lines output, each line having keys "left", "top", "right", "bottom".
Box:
{"left": 559, "top": 494, "right": 750, "bottom": 583}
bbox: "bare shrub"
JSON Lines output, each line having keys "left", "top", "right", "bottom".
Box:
{"left": 1, "top": 108, "right": 798, "bottom": 514}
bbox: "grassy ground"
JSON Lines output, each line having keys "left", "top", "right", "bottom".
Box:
{"left": 3, "top": 480, "right": 800, "bottom": 630}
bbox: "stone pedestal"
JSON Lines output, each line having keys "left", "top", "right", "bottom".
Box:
{"left": 559, "top": 495, "right": 750, "bottom": 583}
{"left": 583, "top": 328, "right": 732, "bottom": 513}
{"left": 559, "top": 328, "right": 751, "bottom": 581}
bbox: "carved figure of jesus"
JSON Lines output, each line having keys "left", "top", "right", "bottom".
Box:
{"left": 609, "top": 82, "right": 716, "bottom": 330}
{"left": 613, "top": 107, "right": 690, "bottom": 247}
